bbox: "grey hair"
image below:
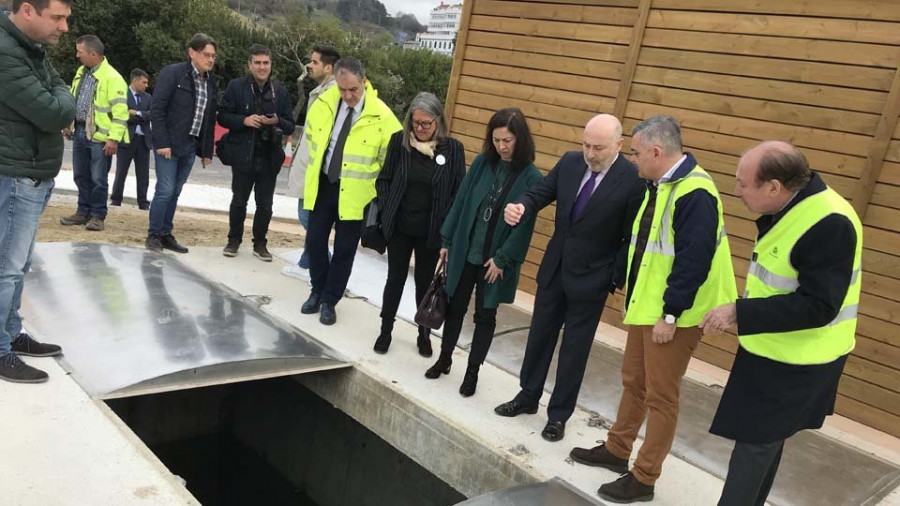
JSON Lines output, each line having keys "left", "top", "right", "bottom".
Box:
{"left": 76, "top": 35, "right": 105, "bottom": 57}
{"left": 632, "top": 115, "right": 682, "bottom": 156}
{"left": 402, "top": 92, "right": 448, "bottom": 149}
{"left": 334, "top": 57, "right": 366, "bottom": 81}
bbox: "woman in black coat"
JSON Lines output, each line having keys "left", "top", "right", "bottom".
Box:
{"left": 374, "top": 92, "right": 466, "bottom": 357}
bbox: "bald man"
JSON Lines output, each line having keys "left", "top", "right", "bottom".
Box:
{"left": 494, "top": 114, "right": 645, "bottom": 442}
{"left": 701, "top": 142, "right": 862, "bottom": 506}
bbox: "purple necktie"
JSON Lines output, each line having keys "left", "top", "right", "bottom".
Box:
{"left": 570, "top": 170, "right": 599, "bottom": 222}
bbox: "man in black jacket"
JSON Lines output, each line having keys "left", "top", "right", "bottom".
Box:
{"left": 147, "top": 33, "right": 218, "bottom": 254}
{"left": 218, "top": 44, "right": 294, "bottom": 261}
{"left": 494, "top": 114, "right": 644, "bottom": 441}
{"left": 110, "top": 68, "right": 152, "bottom": 209}
{"left": 0, "top": 0, "right": 75, "bottom": 383}
{"left": 701, "top": 142, "right": 860, "bottom": 506}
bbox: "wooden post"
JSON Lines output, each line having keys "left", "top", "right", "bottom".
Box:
{"left": 444, "top": 0, "right": 476, "bottom": 133}
{"left": 613, "top": 0, "right": 653, "bottom": 121}
{"left": 852, "top": 65, "right": 900, "bottom": 219}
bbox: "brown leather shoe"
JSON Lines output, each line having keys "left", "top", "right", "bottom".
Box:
{"left": 84, "top": 217, "right": 105, "bottom": 231}
{"left": 598, "top": 472, "right": 654, "bottom": 504}
{"left": 570, "top": 442, "right": 629, "bottom": 473}
{"left": 60, "top": 212, "right": 89, "bottom": 226}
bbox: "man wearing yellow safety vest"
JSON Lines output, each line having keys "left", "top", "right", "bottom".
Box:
{"left": 60, "top": 34, "right": 128, "bottom": 232}
{"left": 300, "top": 57, "right": 401, "bottom": 325}
{"left": 701, "top": 141, "right": 861, "bottom": 506}
{"left": 569, "top": 115, "right": 737, "bottom": 503}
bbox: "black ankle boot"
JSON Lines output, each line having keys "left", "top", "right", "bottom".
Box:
{"left": 416, "top": 326, "right": 433, "bottom": 357}
{"left": 425, "top": 351, "right": 452, "bottom": 379}
{"left": 459, "top": 362, "right": 480, "bottom": 397}
{"left": 373, "top": 319, "right": 393, "bottom": 354}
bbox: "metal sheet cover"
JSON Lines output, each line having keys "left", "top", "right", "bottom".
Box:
{"left": 456, "top": 478, "right": 601, "bottom": 506}
{"left": 21, "top": 243, "right": 349, "bottom": 399}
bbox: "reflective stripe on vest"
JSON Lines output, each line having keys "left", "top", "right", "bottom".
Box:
{"left": 740, "top": 187, "right": 862, "bottom": 365}
{"left": 624, "top": 165, "right": 737, "bottom": 327}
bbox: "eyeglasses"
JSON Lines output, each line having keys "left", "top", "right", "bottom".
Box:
{"left": 413, "top": 119, "right": 435, "bottom": 130}
{"left": 200, "top": 52, "right": 217, "bottom": 60}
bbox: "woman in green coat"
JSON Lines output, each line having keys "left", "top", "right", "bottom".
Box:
{"left": 425, "top": 108, "right": 543, "bottom": 397}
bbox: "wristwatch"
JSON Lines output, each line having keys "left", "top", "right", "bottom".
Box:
{"left": 663, "top": 314, "right": 677, "bottom": 325}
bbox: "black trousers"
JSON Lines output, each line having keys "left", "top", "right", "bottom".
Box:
{"left": 111, "top": 138, "right": 150, "bottom": 207}
{"left": 228, "top": 156, "right": 278, "bottom": 245}
{"left": 441, "top": 261, "right": 497, "bottom": 366}
{"left": 380, "top": 230, "right": 440, "bottom": 333}
{"left": 514, "top": 270, "right": 606, "bottom": 422}
{"left": 307, "top": 171, "right": 362, "bottom": 306}
{"left": 718, "top": 439, "right": 785, "bottom": 506}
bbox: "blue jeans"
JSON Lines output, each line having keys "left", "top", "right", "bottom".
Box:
{"left": 149, "top": 149, "right": 195, "bottom": 235}
{"left": 0, "top": 176, "right": 54, "bottom": 355}
{"left": 72, "top": 126, "right": 110, "bottom": 219}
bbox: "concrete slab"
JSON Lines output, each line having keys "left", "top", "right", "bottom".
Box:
{"left": 457, "top": 477, "right": 601, "bottom": 505}
{"left": 0, "top": 356, "right": 198, "bottom": 505}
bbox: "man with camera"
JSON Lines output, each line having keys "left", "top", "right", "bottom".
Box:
{"left": 217, "top": 44, "right": 294, "bottom": 261}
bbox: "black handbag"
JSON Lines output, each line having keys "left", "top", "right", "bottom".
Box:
{"left": 415, "top": 259, "right": 448, "bottom": 329}
{"left": 360, "top": 201, "right": 387, "bottom": 254}
{"left": 215, "top": 132, "right": 234, "bottom": 166}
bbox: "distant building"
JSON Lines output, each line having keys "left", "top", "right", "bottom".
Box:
{"left": 415, "top": 1, "right": 463, "bottom": 56}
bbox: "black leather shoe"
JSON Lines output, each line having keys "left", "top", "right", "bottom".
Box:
{"left": 161, "top": 234, "right": 188, "bottom": 253}
{"left": 541, "top": 421, "right": 566, "bottom": 442}
{"left": 146, "top": 234, "right": 163, "bottom": 252}
{"left": 459, "top": 363, "right": 479, "bottom": 397}
{"left": 598, "top": 472, "right": 654, "bottom": 503}
{"left": 425, "top": 351, "right": 452, "bottom": 379}
{"left": 494, "top": 399, "right": 538, "bottom": 418}
{"left": 301, "top": 293, "right": 321, "bottom": 314}
{"left": 570, "top": 442, "right": 629, "bottom": 473}
{"left": 320, "top": 302, "right": 336, "bottom": 325}
{"left": 373, "top": 332, "right": 391, "bottom": 354}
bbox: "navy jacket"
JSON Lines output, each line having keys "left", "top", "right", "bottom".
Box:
{"left": 518, "top": 151, "right": 644, "bottom": 301}
{"left": 216, "top": 75, "right": 295, "bottom": 173}
{"left": 125, "top": 88, "right": 152, "bottom": 150}
{"left": 150, "top": 62, "right": 216, "bottom": 159}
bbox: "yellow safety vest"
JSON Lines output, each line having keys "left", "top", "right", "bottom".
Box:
{"left": 741, "top": 187, "right": 862, "bottom": 365}
{"left": 625, "top": 165, "right": 737, "bottom": 327}
{"left": 303, "top": 82, "right": 401, "bottom": 220}
{"left": 70, "top": 57, "right": 129, "bottom": 144}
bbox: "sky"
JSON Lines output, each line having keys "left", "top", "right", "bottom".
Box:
{"left": 381, "top": 0, "right": 447, "bottom": 26}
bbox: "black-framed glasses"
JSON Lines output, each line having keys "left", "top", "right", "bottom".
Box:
{"left": 413, "top": 119, "right": 436, "bottom": 130}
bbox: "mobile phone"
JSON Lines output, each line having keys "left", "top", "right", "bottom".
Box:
{"left": 265, "top": 113, "right": 275, "bottom": 118}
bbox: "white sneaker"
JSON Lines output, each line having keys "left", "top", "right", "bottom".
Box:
{"left": 281, "top": 265, "right": 309, "bottom": 281}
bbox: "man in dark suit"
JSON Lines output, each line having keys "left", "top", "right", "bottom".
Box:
{"left": 110, "top": 68, "right": 152, "bottom": 209}
{"left": 494, "top": 114, "right": 644, "bottom": 442}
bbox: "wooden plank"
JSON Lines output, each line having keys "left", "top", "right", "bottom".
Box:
{"left": 863, "top": 226, "right": 900, "bottom": 256}
{"left": 638, "top": 47, "right": 894, "bottom": 92}
{"left": 879, "top": 161, "right": 900, "bottom": 185}
{"left": 460, "top": 61, "right": 620, "bottom": 98}
{"left": 628, "top": 84, "right": 880, "bottom": 135}
{"left": 845, "top": 356, "right": 900, "bottom": 396}
{"left": 860, "top": 292, "right": 900, "bottom": 324}
{"left": 839, "top": 376, "right": 900, "bottom": 416}
{"left": 854, "top": 335, "right": 900, "bottom": 370}
{"left": 862, "top": 271, "right": 900, "bottom": 303}
{"left": 645, "top": 10, "right": 900, "bottom": 44}
{"left": 456, "top": 89, "right": 595, "bottom": 131}
{"left": 863, "top": 205, "right": 900, "bottom": 232}
{"left": 632, "top": 65, "right": 886, "bottom": 114}
{"left": 870, "top": 183, "right": 900, "bottom": 210}
{"left": 650, "top": 0, "right": 900, "bottom": 22}
{"left": 464, "top": 46, "right": 623, "bottom": 81}
{"left": 458, "top": 76, "right": 617, "bottom": 114}
{"left": 694, "top": 341, "right": 736, "bottom": 370}
{"left": 863, "top": 250, "right": 900, "bottom": 283}
{"left": 466, "top": 31, "right": 629, "bottom": 63}
{"left": 444, "top": 0, "right": 476, "bottom": 134}
{"left": 835, "top": 395, "right": 900, "bottom": 439}
{"left": 468, "top": 14, "right": 633, "bottom": 45}
{"left": 473, "top": 0, "right": 638, "bottom": 26}
{"left": 624, "top": 101, "right": 872, "bottom": 158}
{"left": 517, "top": 0, "right": 639, "bottom": 7}
{"left": 613, "top": 0, "right": 653, "bottom": 120}
{"left": 853, "top": 65, "right": 900, "bottom": 219}
{"left": 641, "top": 28, "right": 900, "bottom": 68}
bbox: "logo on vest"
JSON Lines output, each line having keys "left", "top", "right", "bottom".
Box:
{"left": 770, "top": 246, "right": 779, "bottom": 258}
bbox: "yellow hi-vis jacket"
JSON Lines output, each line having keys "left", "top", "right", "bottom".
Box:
{"left": 624, "top": 165, "right": 737, "bottom": 327}
{"left": 70, "top": 57, "right": 129, "bottom": 144}
{"left": 741, "top": 187, "right": 862, "bottom": 365}
{"left": 303, "top": 82, "right": 401, "bottom": 220}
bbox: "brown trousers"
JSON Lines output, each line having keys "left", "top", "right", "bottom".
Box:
{"left": 606, "top": 324, "right": 702, "bottom": 485}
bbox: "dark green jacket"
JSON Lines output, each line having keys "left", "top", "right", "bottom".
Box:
{"left": 441, "top": 153, "right": 542, "bottom": 308}
{"left": 0, "top": 13, "right": 75, "bottom": 179}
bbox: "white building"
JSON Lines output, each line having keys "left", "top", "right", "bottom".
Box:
{"left": 416, "top": 2, "right": 464, "bottom": 56}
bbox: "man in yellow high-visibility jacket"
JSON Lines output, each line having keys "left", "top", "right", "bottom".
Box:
{"left": 60, "top": 34, "right": 128, "bottom": 232}
{"left": 701, "top": 141, "right": 861, "bottom": 506}
{"left": 300, "top": 57, "right": 400, "bottom": 326}
{"left": 569, "top": 115, "right": 737, "bottom": 504}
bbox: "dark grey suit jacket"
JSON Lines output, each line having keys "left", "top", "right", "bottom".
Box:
{"left": 125, "top": 88, "right": 152, "bottom": 150}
